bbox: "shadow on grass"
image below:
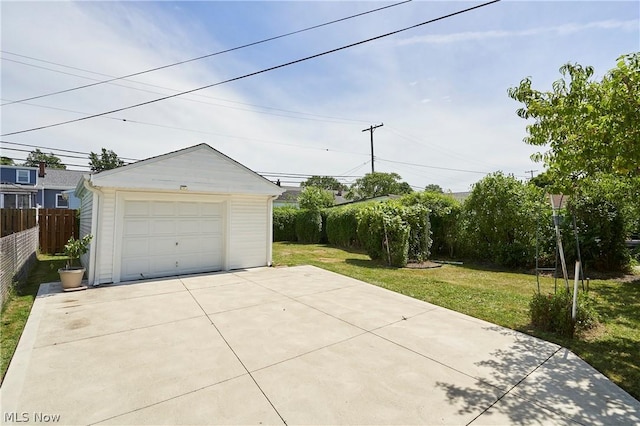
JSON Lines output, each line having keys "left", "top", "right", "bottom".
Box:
{"left": 15, "top": 255, "right": 66, "bottom": 297}
{"left": 344, "top": 258, "right": 399, "bottom": 270}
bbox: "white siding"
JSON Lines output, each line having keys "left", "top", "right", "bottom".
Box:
{"left": 78, "top": 191, "right": 93, "bottom": 269}
{"left": 96, "top": 189, "right": 116, "bottom": 284}
{"left": 228, "top": 196, "right": 269, "bottom": 269}
{"left": 92, "top": 145, "right": 281, "bottom": 196}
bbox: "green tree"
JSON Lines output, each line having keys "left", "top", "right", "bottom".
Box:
{"left": 23, "top": 149, "right": 66, "bottom": 169}
{"left": 346, "top": 172, "right": 413, "bottom": 201}
{"left": 301, "top": 175, "right": 346, "bottom": 191}
{"left": 89, "top": 148, "right": 125, "bottom": 172}
{"left": 298, "top": 186, "right": 334, "bottom": 210}
{"left": 424, "top": 184, "right": 443, "bottom": 193}
{"left": 508, "top": 52, "right": 640, "bottom": 193}
{"left": 1, "top": 156, "right": 15, "bottom": 165}
{"left": 461, "top": 172, "right": 549, "bottom": 267}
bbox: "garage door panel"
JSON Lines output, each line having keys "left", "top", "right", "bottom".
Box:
{"left": 201, "top": 203, "right": 222, "bottom": 216}
{"left": 123, "top": 239, "right": 149, "bottom": 256}
{"left": 125, "top": 201, "right": 149, "bottom": 216}
{"left": 124, "top": 220, "right": 149, "bottom": 236}
{"left": 151, "top": 219, "right": 176, "bottom": 235}
{"left": 176, "top": 219, "right": 201, "bottom": 234}
{"left": 199, "top": 218, "right": 221, "bottom": 234}
{"left": 121, "top": 199, "right": 224, "bottom": 282}
{"left": 149, "top": 238, "right": 177, "bottom": 255}
{"left": 151, "top": 202, "right": 175, "bottom": 216}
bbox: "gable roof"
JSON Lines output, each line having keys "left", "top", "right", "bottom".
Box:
{"left": 37, "top": 168, "right": 87, "bottom": 190}
{"left": 87, "top": 143, "right": 283, "bottom": 196}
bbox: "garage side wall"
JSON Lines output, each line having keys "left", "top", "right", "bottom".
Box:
{"left": 228, "top": 195, "right": 270, "bottom": 270}
{"left": 78, "top": 191, "right": 93, "bottom": 270}
{"left": 95, "top": 189, "right": 117, "bottom": 284}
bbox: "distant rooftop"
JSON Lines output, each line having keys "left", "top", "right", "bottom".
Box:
{"left": 37, "top": 168, "right": 87, "bottom": 189}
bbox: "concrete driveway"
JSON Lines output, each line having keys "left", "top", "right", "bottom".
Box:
{"left": 1, "top": 265, "right": 638, "bottom": 425}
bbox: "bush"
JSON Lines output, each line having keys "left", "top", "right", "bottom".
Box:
{"left": 461, "top": 173, "right": 547, "bottom": 267}
{"left": 356, "top": 202, "right": 430, "bottom": 267}
{"left": 273, "top": 207, "right": 298, "bottom": 242}
{"left": 295, "top": 209, "right": 323, "bottom": 243}
{"left": 326, "top": 206, "right": 360, "bottom": 247}
{"left": 562, "top": 194, "right": 629, "bottom": 272}
{"left": 401, "top": 192, "right": 460, "bottom": 257}
{"left": 529, "top": 289, "right": 598, "bottom": 337}
{"left": 298, "top": 186, "right": 334, "bottom": 210}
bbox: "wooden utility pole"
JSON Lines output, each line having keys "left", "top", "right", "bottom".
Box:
{"left": 525, "top": 169, "right": 538, "bottom": 180}
{"left": 362, "top": 123, "right": 383, "bottom": 173}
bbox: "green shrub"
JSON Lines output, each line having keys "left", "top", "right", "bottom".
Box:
{"left": 562, "top": 195, "right": 629, "bottom": 272}
{"left": 400, "top": 192, "right": 460, "bottom": 257}
{"left": 326, "top": 206, "right": 360, "bottom": 247}
{"left": 295, "top": 209, "right": 323, "bottom": 243}
{"left": 356, "top": 202, "right": 427, "bottom": 267}
{"left": 273, "top": 207, "right": 298, "bottom": 242}
{"left": 460, "top": 173, "right": 548, "bottom": 267}
{"left": 298, "top": 186, "right": 334, "bottom": 210}
{"left": 529, "top": 289, "right": 598, "bottom": 337}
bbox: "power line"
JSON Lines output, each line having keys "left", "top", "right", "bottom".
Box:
{"left": 1, "top": 1, "right": 411, "bottom": 106}
{"left": 1, "top": 62, "right": 367, "bottom": 125}
{"left": 0, "top": 140, "right": 139, "bottom": 161}
{"left": 376, "top": 157, "right": 492, "bottom": 175}
{"left": 1, "top": 0, "right": 500, "bottom": 137}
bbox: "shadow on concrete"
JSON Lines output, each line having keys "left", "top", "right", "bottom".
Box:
{"left": 436, "top": 326, "right": 640, "bottom": 425}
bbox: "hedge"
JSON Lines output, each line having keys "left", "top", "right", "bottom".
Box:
{"left": 295, "top": 209, "right": 323, "bottom": 243}
{"left": 273, "top": 207, "right": 297, "bottom": 242}
{"left": 326, "top": 206, "right": 360, "bottom": 247}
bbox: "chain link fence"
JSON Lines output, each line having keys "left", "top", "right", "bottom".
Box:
{"left": 0, "top": 226, "right": 39, "bottom": 308}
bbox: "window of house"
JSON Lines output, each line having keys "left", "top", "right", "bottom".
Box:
{"left": 17, "top": 194, "right": 31, "bottom": 209}
{"left": 2, "top": 194, "right": 31, "bottom": 209}
{"left": 3, "top": 194, "right": 17, "bottom": 208}
{"left": 56, "top": 193, "right": 69, "bottom": 208}
{"left": 16, "top": 170, "right": 30, "bottom": 184}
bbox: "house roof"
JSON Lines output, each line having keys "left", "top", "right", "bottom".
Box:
{"left": 83, "top": 143, "right": 283, "bottom": 196}
{"left": 275, "top": 186, "right": 303, "bottom": 202}
{"left": 37, "top": 169, "right": 87, "bottom": 190}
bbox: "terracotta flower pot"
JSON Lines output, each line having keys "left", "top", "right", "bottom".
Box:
{"left": 58, "top": 267, "right": 86, "bottom": 290}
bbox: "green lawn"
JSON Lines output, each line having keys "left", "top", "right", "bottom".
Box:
{"left": 1, "top": 254, "right": 67, "bottom": 383}
{"left": 273, "top": 242, "right": 640, "bottom": 401}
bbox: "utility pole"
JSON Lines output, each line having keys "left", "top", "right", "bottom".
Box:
{"left": 525, "top": 169, "right": 538, "bottom": 180}
{"left": 362, "top": 123, "right": 383, "bottom": 173}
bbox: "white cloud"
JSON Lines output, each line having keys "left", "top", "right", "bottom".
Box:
{"left": 397, "top": 19, "right": 638, "bottom": 46}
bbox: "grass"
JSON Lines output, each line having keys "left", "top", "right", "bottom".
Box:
{"left": 273, "top": 242, "right": 640, "bottom": 401}
{"left": 1, "top": 253, "right": 67, "bottom": 383}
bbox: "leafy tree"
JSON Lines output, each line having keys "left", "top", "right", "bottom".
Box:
{"left": 460, "top": 172, "right": 550, "bottom": 267}
{"left": 424, "top": 184, "right": 443, "bottom": 193}
{"left": 346, "top": 172, "right": 413, "bottom": 201}
{"left": 23, "top": 149, "right": 66, "bottom": 169}
{"left": 301, "top": 175, "right": 346, "bottom": 192}
{"left": 298, "top": 186, "right": 334, "bottom": 210}
{"left": 1, "top": 156, "right": 14, "bottom": 165}
{"left": 89, "top": 148, "right": 125, "bottom": 172}
{"left": 508, "top": 52, "right": 640, "bottom": 193}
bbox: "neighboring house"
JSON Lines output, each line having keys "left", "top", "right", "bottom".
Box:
{"left": 273, "top": 186, "right": 303, "bottom": 208}
{"left": 0, "top": 164, "right": 85, "bottom": 209}
{"left": 75, "top": 143, "right": 284, "bottom": 285}
{"left": 36, "top": 168, "right": 86, "bottom": 209}
{"left": 0, "top": 165, "right": 38, "bottom": 208}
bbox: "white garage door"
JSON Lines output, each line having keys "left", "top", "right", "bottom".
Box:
{"left": 121, "top": 200, "right": 223, "bottom": 281}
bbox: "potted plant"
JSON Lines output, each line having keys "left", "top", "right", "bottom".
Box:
{"left": 58, "top": 234, "right": 93, "bottom": 290}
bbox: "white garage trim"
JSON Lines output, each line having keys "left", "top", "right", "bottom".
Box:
{"left": 113, "top": 191, "right": 231, "bottom": 283}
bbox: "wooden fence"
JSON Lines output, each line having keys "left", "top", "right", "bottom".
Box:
{"left": 39, "top": 209, "right": 78, "bottom": 254}
{"left": 1, "top": 209, "right": 37, "bottom": 237}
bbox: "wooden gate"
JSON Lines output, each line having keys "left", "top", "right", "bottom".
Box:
{"left": 39, "top": 209, "right": 78, "bottom": 254}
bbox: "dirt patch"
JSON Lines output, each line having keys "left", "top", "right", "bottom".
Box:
{"left": 578, "top": 322, "right": 607, "bottom": 342}
{"left": 405, "top": 261, "right": 442, "bottom": 269}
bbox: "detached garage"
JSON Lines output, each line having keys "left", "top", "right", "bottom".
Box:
{"left": 75, "top": 144, "right": 284, "bottom": 285}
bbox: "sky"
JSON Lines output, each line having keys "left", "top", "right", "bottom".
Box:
{"left": 1, "top": 0, "right": 638, "bottom": 192}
